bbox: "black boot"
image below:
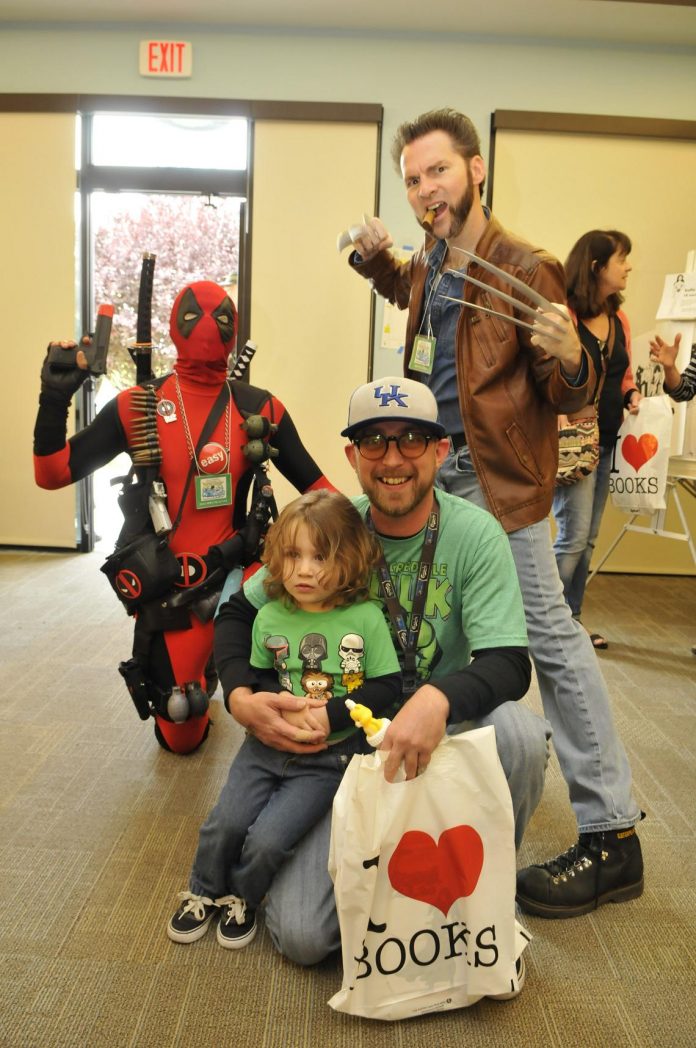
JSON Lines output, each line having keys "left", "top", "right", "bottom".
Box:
{"left": 516, "top": 825, "right": 644, "bottom": 918}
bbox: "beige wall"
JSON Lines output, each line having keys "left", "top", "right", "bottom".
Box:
{"left": 492, "top": 128, "right": 696, "bottom": 575}
{"left": 1, "top": 113, "right": 78, "bottom": 547}
{"left": 249, "top": 120, "right": 378, "bottom": 509}
{"left": 492, "top": 130, "right": 696, "bottom": 338}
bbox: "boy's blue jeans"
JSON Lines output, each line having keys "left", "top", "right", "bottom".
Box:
{"left": 189, "top": 731, "right": 366, "bottom": 907}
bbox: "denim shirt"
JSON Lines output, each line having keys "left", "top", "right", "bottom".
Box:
{"left": 420, "top": 237, "right": 467, "bottom": 440}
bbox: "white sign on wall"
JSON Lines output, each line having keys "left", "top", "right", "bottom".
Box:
{"left": 656, "top": 272, "right": 696, "bottom": 322}
{"left": 139, "top": 41, "right": 192, "bottom": 78}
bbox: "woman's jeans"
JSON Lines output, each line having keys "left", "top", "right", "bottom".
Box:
{"left": 552, "top": 445, "right": 613, "bottom": 617}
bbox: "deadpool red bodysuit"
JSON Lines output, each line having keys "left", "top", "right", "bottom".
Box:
{"left": 34, "top": 281, "right": 332, "bottom": 754}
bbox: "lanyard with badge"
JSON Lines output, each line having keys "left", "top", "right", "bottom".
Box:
{"left": 366, "top": 499, "right": 439, "bottom": 697}
{"left": 173, "top": 375, "right": 234, "bottom": 509}
{"left": 408, "top": 248, "right": 450, "bottom": 377}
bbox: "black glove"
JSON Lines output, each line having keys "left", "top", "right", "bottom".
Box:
{"left": 40, "top": 340, "right": 90, "bottom": 397}
{"left": 206, "top": 516, "right": 266, "bottom": 573}
{"left": 205, "top": 533, "right": 245, "bottom": 572}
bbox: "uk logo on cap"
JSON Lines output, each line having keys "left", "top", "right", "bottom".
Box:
{"left": 373, "top": 384, "right": 409, "bottom": 408}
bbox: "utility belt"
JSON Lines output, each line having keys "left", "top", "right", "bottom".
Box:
{"left": 100, "top": 467, "right": 271, "bottom": 622}
{"left": 118, "top": 656, "right": 211, "bottom": 724}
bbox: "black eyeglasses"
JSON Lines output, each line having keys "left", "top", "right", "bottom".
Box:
{"left": 353, "top": 431, "right": 436, "bottom": 460}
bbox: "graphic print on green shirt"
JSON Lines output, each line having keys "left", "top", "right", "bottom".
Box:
{"left": 250, "top": 599, "right": 400, "bottom": 742}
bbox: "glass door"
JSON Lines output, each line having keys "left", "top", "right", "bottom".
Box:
{"left": 89, "top": 191, "right": 243, "bottom": 551}
{"left": 77, "top": 111, "right": 250, "bottom": 551}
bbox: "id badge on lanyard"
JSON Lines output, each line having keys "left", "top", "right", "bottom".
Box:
{"left": 409, "top": 334, "right": 436, "bottom": 375}
{"left": 195, "top": 473, "right": 232, "bottom": 509}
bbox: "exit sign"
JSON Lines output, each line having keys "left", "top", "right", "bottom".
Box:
{"left": 139, "top": 40, "right": 193, "bottom": 78}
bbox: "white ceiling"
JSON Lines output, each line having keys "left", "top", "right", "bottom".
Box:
{"left": 1, "top": 0, "right": 696, "bottom": 49}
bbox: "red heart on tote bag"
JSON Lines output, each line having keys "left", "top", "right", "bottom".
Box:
{"left": 622, "top": 433, "right": 659, "bottom": 472}
{"left": 388, "top": 825, "right": 484, "bottom": 915}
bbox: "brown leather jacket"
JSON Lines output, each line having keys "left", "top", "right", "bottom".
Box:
{"left": 350, "top": 213, "right": 594, "bottom": 532}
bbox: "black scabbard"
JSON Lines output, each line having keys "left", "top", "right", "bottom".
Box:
{"left": 133, "top": 252, "right": 156, "bottom": 385}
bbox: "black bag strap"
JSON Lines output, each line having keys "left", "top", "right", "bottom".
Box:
{"left": 593, "top": 315, "right": 617, "bottom": 407}
{"left": 169, "top": 379, "right": 233, "bottom": 535}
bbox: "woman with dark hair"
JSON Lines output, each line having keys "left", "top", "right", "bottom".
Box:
{"left": 552, "top": 230, "right": 642, "bottom": 649}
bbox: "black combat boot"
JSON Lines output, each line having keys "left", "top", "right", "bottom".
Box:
{"left": 516, "top": 825, "right": 643, "bottom": 918}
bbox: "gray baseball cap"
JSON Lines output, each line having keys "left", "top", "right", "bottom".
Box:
{"left": 341, "top": 376, "right": 446, "bottom": 438}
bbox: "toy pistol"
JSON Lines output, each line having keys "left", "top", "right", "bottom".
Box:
{"left": 47, "top": 303, "right": 114, "bottom": 376}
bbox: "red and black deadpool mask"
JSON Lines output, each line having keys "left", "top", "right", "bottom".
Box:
{"left": 170, "top": 281, "right": 238, "bottom": 384}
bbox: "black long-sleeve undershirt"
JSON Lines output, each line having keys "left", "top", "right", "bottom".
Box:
{"left": 215, "top": 589, "right": 531, "bottom": 733}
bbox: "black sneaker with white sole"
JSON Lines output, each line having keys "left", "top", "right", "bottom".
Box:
{"left": 216, "top": 895, "right": 257, "bottom": 949}
{"left": 167, "top": 891, "right": 219, "bottom": 943}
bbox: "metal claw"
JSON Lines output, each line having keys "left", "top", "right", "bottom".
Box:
{"left": 441, "top": 277, "right": 565, "bottom": 341}
{"left": 444, "top": 268, "right": 544, "bottom": 322}
{"left": 448, "top": 246, "right": 568, "bottom": 319}
{"left": 440, "top": 295, "right": 539, "bottom": 334}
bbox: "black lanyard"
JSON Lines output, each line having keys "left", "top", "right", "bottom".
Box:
{"left": 366, "top": 498, "right": 440, "bottom": 696}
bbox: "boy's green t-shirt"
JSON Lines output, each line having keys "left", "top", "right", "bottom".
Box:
{"left": 251, "top": 599, "right": 399, "bottom": 742}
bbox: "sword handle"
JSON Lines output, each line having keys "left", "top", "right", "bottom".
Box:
{"left": 230, "top": 340, "right": 257, "bottom": 381}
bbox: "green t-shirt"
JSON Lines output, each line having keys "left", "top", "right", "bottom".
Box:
{"left": 244, "top": 489, "right": 526, "bottom": 691}
{"left": 251, "top": 599, "right": 400, "bottom": 741}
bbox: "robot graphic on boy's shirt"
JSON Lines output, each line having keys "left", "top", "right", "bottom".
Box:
{"left": 339, "top": 633, "right": 366, "bottom": 693}
{"left": 264, "top": 634, "right": 292, "bottom": 692}
{"left": 261, "top": 629, "right": 370, "bottom": 699}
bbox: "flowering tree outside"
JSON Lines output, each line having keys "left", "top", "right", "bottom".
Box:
{"left": 93, "top": 192, "right": 241, "bottom": 390}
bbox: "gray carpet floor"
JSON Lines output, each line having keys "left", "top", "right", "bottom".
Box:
{"left": 1, "top": 549, "right": 694, "bottom": 1048}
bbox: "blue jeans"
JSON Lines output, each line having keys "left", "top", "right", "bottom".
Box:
{"left": 263, "top": 699, "right": 551, "bottom": 965}
{"left": 438, "top": 446, "right": 640, "bottom": 837}
{"left": 189, "top": 732, "right": 366, "bottom": 907}
{"left": 553, "top": 446, "right": 613, "bottom": 617}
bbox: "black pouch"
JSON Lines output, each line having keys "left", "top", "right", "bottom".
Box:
{"left": 136, "top": 595, "right": 192, "bottom": 633}
{"left": 100, "top": 531, "right": 181, "bottom": 613}
{"left": 187, "top": 581, "right": 225, "bottom": 625}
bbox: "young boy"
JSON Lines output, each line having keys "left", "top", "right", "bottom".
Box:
{"left": 167, "top": 490, "right": 401, "bottom": 948}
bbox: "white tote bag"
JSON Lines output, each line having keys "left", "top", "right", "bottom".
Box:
{"left": 328, "top": 727, "right": 528, "bottom": 1020}
{"left": 610, "top": 395, "right": 673, "bottom": 513}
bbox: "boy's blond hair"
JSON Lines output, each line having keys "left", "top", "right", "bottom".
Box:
{"left": 262, "top": 490, "right": 380, "bottom": 609}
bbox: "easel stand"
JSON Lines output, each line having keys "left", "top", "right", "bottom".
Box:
{"left": 588, "top": 475, "right": 696, "bottom": 583}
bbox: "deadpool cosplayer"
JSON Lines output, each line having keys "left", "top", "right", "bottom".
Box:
{"left": 34, "top": 280, "right": 332, "bottom": 754}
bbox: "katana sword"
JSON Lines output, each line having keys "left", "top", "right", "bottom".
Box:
{"left": 132, "top": 252, "right": 156, "bottom": 385}
{"left": 230, "top": 340, "right": 256, "bottom": 381}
